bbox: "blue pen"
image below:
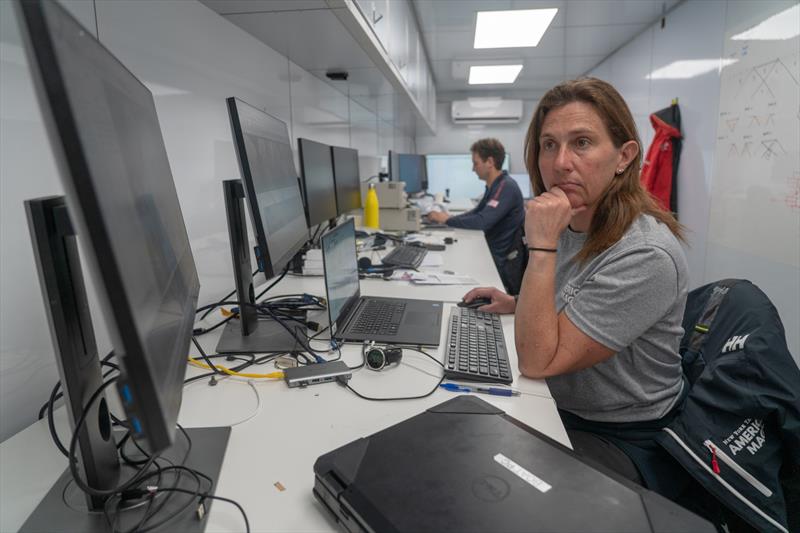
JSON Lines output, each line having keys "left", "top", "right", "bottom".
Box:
{"left": 440, "top": 383, "right": 520, "bottom": 397}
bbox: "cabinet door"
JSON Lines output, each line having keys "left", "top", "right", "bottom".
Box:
{"left": 387, "top": 0, "right": 408, "bottom": 77}
{"left": 354, "top": 0, "right": 389, "bottom": 51}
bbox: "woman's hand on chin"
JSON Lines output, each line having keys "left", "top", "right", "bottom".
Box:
{"left": 525, "top": 186, "right": 586, "bottom": 246}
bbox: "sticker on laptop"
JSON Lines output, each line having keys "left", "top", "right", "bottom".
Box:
{"left": 494, "top": 453, "right": 552, "bottom": 493}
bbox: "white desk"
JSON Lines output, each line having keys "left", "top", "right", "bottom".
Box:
{"left": 0, "top": 229, "right": 565, "bottom": 533}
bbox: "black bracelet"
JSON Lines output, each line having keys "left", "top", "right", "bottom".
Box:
{"left": 528, "top": 247, "right": 558, "bottom": 253}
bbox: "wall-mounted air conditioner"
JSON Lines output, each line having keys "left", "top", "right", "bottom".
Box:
{"left": 451, "top": 98, "right": 523, "bottom": 125}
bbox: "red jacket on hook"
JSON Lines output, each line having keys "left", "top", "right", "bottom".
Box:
{"left": 641, "top": 104, "right": 682, "bottom": 213}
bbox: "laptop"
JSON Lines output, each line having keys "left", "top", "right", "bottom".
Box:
{"left": 314, "top": 395, "right": 716, "bottom": 533}
{"left": 321, "top": 219, "right": 443, "bottom": 346}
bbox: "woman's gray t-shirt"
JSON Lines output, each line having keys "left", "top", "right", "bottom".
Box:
{"left": 545, "top": 214, "right": 688, "bottom": 423}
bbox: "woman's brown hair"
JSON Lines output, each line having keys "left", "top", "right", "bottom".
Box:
{"left": 524, "top": 77, "right": 684, "bottom": 262}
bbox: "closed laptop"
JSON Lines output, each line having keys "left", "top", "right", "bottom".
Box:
{"left": 314, "top": 395, "right": 715, "bottom": 533}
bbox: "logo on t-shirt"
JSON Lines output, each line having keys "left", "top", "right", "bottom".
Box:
{"left": 561, "top": 283, "right": 580, "bottom": 304}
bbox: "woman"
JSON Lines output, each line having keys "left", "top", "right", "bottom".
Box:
{"left": 464, "top": 78, "right": 689, "bottom": 492}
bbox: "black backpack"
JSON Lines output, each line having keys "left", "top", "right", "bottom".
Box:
{"left": 656, "top": 279, "right": 800, "bottom": 532}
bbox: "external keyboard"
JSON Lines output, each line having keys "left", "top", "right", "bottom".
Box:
{"left": 444, "top": 307, "right": 512, "bottom": 385}
{"left": 381, "top": 245, "right": 427, "bottom": 269}
{"left": 349, "top": 299, "right": 406, "bottom": 337}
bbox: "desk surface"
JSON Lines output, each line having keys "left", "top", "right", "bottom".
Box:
{"left": 0, "top": 228, "right": 566, "bottom": 533}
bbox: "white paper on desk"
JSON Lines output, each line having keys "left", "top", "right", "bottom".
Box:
{"left": 410, "top": 272, "right": 478, "bottom": 285}
{"left": 386, "top": 271, "right": 416, "bottom": 281}
{"left": 403, "top": 234, "right": 445, "bottom": 245}
{"left": 420, "top": 253, "right": 444, "bottom": 267}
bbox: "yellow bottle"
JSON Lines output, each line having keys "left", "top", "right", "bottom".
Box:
{"left": 364, "top": 183, "right": 380, "bottom": 229}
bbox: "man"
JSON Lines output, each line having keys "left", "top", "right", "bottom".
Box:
{"left": 427, "top": 138, "right": 525, "bottom": 279}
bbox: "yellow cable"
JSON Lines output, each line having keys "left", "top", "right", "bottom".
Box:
{"left": 188, "top": 357, "right": 284, "bottom": 379}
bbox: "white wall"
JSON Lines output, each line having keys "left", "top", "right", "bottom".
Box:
{"left": 415, "top": 100, "right": 536, "bottom": 174}
{"left": 588, "top": 0, "right": 799, "bottom": 362}
{"left": 588, "top": 0, "right": 727, "bottom": 291}
{"left": 0, "top": 0, "right": 416, "bottom": 442}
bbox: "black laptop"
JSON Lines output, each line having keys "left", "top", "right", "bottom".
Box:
{"left": 313, "top": 395, "right": 715, "bottom": 533}
{"left": 321, "top": 219, "right": 443, "bottom": 345}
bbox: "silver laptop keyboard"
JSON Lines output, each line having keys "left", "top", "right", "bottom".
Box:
{"left": 444, "top": 307, "right": 512, "bottom": 384}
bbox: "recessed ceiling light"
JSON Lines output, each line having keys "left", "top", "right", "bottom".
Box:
{"left": 731, "top": 4, "right": 799, "bottom": 41}
{"left": 474, "top": 8, "right": 558, "bottom": 49}
{"left": 646, "top": 59, "right": 738, "bottom": 80}
{"left": 468, "top": 65, "right": 523, "bottom": 85}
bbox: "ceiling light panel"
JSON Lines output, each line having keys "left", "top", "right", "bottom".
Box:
{"left": 474, "top": 8, "right": 558, "bottom": 49}
{"left": 468, "top": 65, "right": 523, "bottom": 85}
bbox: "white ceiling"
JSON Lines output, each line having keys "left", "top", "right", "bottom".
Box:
{"left": 201, "top": 0, "right": 681, "bottom": 108}
{"left": 416, "top": 0, "right": 681, "bottom": 100}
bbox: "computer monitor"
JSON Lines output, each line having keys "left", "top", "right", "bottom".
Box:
{"left": 397, "top": 153, "right": 428, "bottom": 194}
{"left": 227, "top": 98, "right": 309, "bottom": 279}
{"left": 298, "top": 138, "right": 338, "bottom": 227}
{"left": 17, "top": 1, "right": 229, "bottom": 529}
{"left": 331, "top": 145, "right": 362, "bottom": 214}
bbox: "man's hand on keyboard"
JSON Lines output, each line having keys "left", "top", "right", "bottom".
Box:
{"left": 426, "top": 210, "right": 450, "bottom": 224}
{"left": 461, "top": 287, "right": 516, "bottom": 314}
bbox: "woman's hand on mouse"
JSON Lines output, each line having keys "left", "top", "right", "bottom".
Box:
{"left": 462, "top": 287, "right": 516, "bottom": 314}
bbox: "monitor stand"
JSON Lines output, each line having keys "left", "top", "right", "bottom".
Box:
{"left": 215, "top": 180, "right": 302, "bottom": 354}
{"left": 23, "top": 196, "right": 229, "bottom": 532}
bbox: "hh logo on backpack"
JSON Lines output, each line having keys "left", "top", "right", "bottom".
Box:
{"left": 721, "top": 333, "right": 750, "bottom": 354}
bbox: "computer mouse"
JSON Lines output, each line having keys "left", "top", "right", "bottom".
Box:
{"left": 457, "top": 297, "right": 492, "bottom": 309}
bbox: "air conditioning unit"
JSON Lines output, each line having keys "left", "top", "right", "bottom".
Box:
{"left": 451, "top": 98, "right": 523, "bottom": 125}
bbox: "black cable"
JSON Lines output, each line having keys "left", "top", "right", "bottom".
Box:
{"left": 391, "top": 345, "right": 445, "bottom": 368}
{"left": 193, "top": 264, "right": 290, "bottom": 326}
{"left": 110, "top": 425, "right": 198, "bottom": 532}
{"left": 45, "top": 361, "right": 122, "bottom": 459}
{"left": 345, "top": 375, "right": 446, "bottom": 401}
{"left": 191, "top": 337, "right": 222, "bottom": 376}
{"left": 192, "top": 314, "right": 234, "bottom": 337}
{"left": 155, "top": 487, "right": 250, "bottom": 533}
{"left": 197, "top": 269, "right": 259, "bottom": 321}
{"left": 183, "top": 352, "right": 284, "bottom": 385}
{"left": 343, "top": 343, "right": 445, "bottom": 400}
{"left": 67, "top": 377, "right": 162, "bottom": 497}
{"left": 259, "top": 306, "right": 325, "bottom": 359}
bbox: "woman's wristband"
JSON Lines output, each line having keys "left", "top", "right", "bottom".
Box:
{"left": 528, "top": 247, "right": 558, "bottom": 253}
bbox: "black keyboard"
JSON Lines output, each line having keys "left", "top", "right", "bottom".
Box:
{"left": 349, "top": 299, "right": 406, "bottom": 336}
{"left": 381, "top": 245, "right": 427, "bottom": 269}
{"left": 444, "top": 307, "right": 512, "bottom": 384}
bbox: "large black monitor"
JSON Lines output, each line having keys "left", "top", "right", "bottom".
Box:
{"left": 18, "top": 0, "right": 197, "bottom": 456}
{"left": 397, "top": 153, "right": 428, "bottom": 194}
{"left": 17, "top": 0, "right": 228, "bottom": 530}
{"left": 331, "top": 145, "right": 361, "bottom": 214}
{"left": 227, "top": 98, "right": 309, "bottom": 279}
{"left": 298, "top": 138, "right": 338, "bottom": 226}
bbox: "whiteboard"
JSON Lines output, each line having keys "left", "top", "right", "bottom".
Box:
{"left": 705, "top": 1, "right": 800, "bottom": 359}
{"left": 425, "top": 153, "right": 510, "bottom": 200}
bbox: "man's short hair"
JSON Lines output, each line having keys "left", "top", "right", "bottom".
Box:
{"left": 470, "top": 138, "right": 505, "bottom": 170}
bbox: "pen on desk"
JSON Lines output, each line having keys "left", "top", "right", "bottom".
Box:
{"left": 439, "top": 383, "right": 520, "bottom": 397}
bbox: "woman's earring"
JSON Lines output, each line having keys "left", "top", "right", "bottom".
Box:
{"left": 616, "top": 168, "right": 624, "bottom": 175}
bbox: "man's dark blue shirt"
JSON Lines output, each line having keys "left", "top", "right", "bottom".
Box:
{"left": 445, "top": 171, "right": 525, "bottom": 267}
